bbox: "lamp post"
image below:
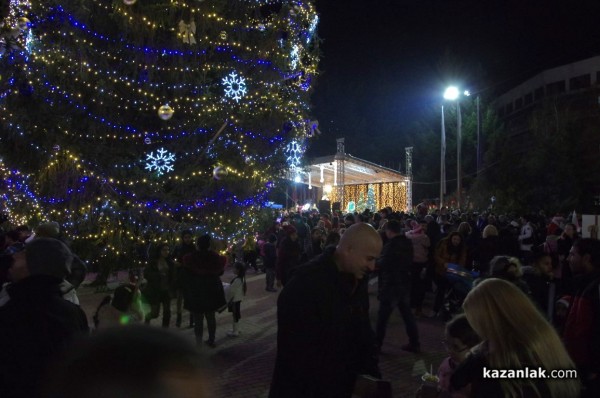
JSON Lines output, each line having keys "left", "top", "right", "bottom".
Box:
{"left": 443, "top": 86, "right": 463, "bottom": 210}
{"left": 440, "top": 105, "right": 446, "bottom": 209}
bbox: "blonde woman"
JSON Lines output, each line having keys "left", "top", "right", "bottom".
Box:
{"left": 474, "top": 224, "right": 501, "bottom": 275}
{"left": 451, "top": 278, "right": 580, "bottom": 398}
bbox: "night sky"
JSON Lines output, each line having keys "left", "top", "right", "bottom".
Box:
{"left": 307, "top": 0, "right": 600, "bottom": 166}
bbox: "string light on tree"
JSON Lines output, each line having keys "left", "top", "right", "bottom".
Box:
{"left": 145, "top": 148, "right": 175, "bottom": 176}
{"left": 0, "top": 0, "right": 320, "bottom": 273}
{"left": 290, "top": 44, "right": 300, "bottom": 70}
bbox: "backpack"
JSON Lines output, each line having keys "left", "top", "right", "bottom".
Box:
{"left": 111, "top": 284, "right": 136, "bottom": 312}
{"left": 92, "top": 284, "right": 136, "bottom": 328}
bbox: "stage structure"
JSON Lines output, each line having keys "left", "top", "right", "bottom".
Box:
{"left": 293, "top": 138, "right": 410, "bottom": 213}
{"left": 405, "top": 146, "right": 413, "bottom": 212}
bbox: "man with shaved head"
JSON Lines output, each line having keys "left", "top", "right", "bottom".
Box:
{"left": 269, "top": 223, "right": 383, "bottom": 398}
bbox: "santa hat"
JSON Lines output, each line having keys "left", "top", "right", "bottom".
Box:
{"left": 409, "top": 220, "right": 423, "bottom": 234}
{"left": 556, "top": 295, "right": 572, "bottom": 309}
{"left": 282, "top": 225, "right": 297, "bottom": 235}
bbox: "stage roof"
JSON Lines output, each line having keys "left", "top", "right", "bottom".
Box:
{"left": 303, "top": 154, "right": 408, "bottom": 188}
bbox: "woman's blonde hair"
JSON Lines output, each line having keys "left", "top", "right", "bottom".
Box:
{"left": 457, "top": 222, "right": 472, "bottom": 237}
{"left": 463, "top": 278, "right": 580, "bottom": 398}
{"left": 482, "top": 224, "right": 498, "bottom": 238}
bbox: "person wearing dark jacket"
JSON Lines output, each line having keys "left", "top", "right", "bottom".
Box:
{"left": 375, "top": 219, "right": 420, "bottom": 353}
{"left": 172, "top": 230, "right": 196, "bottom": 328}
{"left": 562, "top": 238, "right": 600, "bottom": 398}
{"left": 275, "top": 224, "right": 301, "bottom": 287}
{"left": 473, "top": 224, "right": 502, "bottom": 275}
{"left": 269, "top": 223, "right": 382, "bottom": 398}
{"left": 263, "top": 234, "right": 278, "bottom": 292}
{"left": 182, "top": 234, "right": 226, "bottom": 348}
{"left": 522, "top": 252, "right": 557, "bottom": 322}
{"left": 0, "top": 238, "right": 89, "bottom": 398}
{"left": 32, "top": 222, "right": 87, "bottom": 304}
{"left": 142, "top": 243, "right": 176, "bottom": 327}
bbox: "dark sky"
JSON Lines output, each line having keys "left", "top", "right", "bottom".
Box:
{"left": 307, "top": 0, "right": 600, "bottom": 164}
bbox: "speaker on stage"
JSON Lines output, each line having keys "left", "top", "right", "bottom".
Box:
{"left": 332, "top": 202, "right": 341, "bottom": 212}
{"left": 318, "top": 200, "right": 331, "bottom": 214}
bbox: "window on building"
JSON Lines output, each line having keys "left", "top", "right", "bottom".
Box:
{"left": 515, "top": 98, "right": 523, "bottom": 109}
{"left": 546, "top": 80, "right": 566, "bottom": 96}
{"left": 570, "top": 74, "right": 591, "bottom": 90}
{"left": 524, "top": 93, "right": 533, "bottom": 105}
{"left": 505, "top": 102, "right": 513, "bottom": 114}
{"left": 534, "top": 87, "right": 544, "bottom": 101}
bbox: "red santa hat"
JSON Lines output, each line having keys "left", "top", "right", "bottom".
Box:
{"left": 282, "top": 225, "right": 297, "bottom": 236}
{"left": 410, "top": 220, "right": 423, "bottom": 234}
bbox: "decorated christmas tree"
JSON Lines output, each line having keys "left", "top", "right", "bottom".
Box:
{"left": 366, "top": 184, "right": 375, "bottom": 212}
{"left": 0, "top": 0, "right": 319, "bottom": 271}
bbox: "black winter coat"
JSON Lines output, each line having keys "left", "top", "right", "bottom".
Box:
{"left": 142, "top": 259, "right": 176, "bottom": 305}
{"left": 182, "top": 250, "right": 226, "bottom": 313}
{"left": 173, "top": 243, "right": 196, "bottom": 288}
{"left": 276, "top": 236, "right": 302, "bottom": 285}
{"left": 269, "top": 247, "right": 380, "bottom": 398}
{"left": 376, "top": 234, "right": 413, "bottom": 301}
{"left": 0, "top": 276, "right": 89, "bottom": 398}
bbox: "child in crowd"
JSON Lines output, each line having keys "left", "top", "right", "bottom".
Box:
{"left": 226, "top": 262, "right": 247, "bottom": 337}
{"left": 417, "top": 314, "right": 480, "bottom": 398}
{"left": 437, "top": 314, "right": 480, "bottom": 397}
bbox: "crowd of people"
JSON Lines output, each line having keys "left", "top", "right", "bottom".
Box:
{"left": 0, "top": 206, "right": 598, "bottom": 398}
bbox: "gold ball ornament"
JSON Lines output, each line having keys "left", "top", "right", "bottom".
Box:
{"left": 220, "top": 31, "right": 227, "bottom": 40}
{"left": 212, "top": 166, "right": 228, "bottom": 180}
{"left": 123, "top": 0, "right": 137, "bottom": 5}
{"left": 157, "top": 104, "right": 174, "bottom": 121}
{"left": 18, "top": 17, "right": 31, "bottom": 30}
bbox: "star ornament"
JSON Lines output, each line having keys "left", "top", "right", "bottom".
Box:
{"left": 222, "top": 71, "right": 247, "bottom": 102}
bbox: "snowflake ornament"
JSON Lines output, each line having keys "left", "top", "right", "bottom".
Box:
{"left": 145, "top": 147, "right": 175, "bottom": 176}
{"left": 222, "top": 71, "right": 247, "bottom": 102}
{"left": 285, "top": 140, "right": 304, "bottom": 169}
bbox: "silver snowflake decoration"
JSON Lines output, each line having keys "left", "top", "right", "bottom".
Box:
{"left": 285, "top": 140, "right": 304, "bottom": 169}
{"left": 222, "top": 71, "right": 247, "bottom": 102}
{"left": 145, "top": 147, "right": 175, "bottom": 176}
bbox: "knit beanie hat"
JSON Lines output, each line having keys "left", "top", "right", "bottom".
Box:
{"left": 26, "top": 238, "right": 73, "bottom": 281}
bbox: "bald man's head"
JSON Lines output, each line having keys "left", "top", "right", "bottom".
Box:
{"left": 335, "top": 223, "right": 382, "bottom": 279}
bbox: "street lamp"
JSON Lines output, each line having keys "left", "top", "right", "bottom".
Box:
{"left": 443, "top": 86, "right": 464, "bottom": 210}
